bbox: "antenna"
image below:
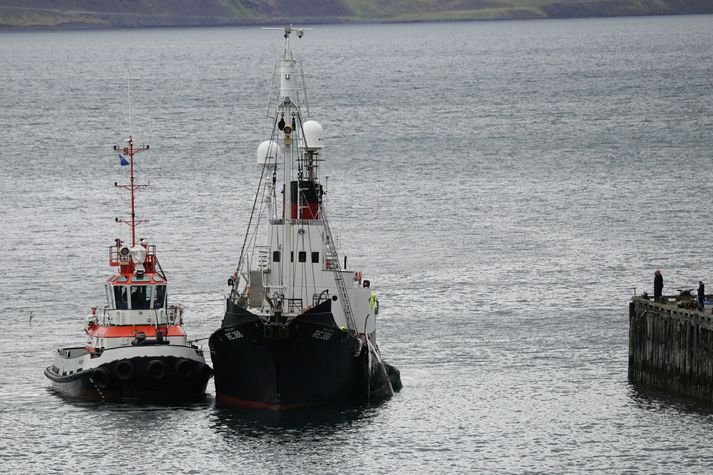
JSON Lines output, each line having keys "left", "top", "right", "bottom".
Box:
{"left": 127, "top": 67, "right": 132, "bottom": 136}
{"left": 262, "top": 25, "right": 312, "bottom": 58}
{"left": 113, "top": 136, "right": 150, "bottom": 247}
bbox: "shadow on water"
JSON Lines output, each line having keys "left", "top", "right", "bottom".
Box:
{"left": 628, "top": 382, "right": 713, "bottom": 416}
{"left": 209, "top": 399, "right": 385, "bottom": 440}
{"left": 45, "top": 386, "right": 215, "bottom": 411}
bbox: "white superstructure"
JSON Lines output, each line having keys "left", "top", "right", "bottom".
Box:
{"left": 229, "top": 26, "right": 378, "bottom": 337}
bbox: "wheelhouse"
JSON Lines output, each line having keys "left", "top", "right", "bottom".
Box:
{"left": 106, "top": 275, "right": 167, "bottom": 310}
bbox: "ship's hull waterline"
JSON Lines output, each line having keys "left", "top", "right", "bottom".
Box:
{"left": 45, "top": 353, "right": 212, "bottom": 402}
{"left": 209, "top": 302, "right": 399, "bottom": 410}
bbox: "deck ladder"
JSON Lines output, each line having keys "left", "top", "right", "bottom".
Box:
{"left": 320, "top": 209, "right": 357, "bottom": 332}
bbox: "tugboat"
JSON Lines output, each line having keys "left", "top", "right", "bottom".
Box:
{"left": 209, "top": 26, "right": 401, "bottom": 410}
{"left": 44, "top": 136, "right": 212, "bottom": 402}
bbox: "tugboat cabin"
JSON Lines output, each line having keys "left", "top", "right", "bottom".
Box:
{"left": 84, "top": 239, "right": 186, "bottom": 353}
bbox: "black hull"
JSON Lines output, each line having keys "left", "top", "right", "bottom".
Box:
{"left": 209, "top": 300, "right": 397, "bottom": 410}
{"left": 45, "top": 356, "right": 212, "bottom": 402}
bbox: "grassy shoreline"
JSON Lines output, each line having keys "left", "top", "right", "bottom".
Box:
{"left": 0, "top": 0, "right": 711, "bottom": 30}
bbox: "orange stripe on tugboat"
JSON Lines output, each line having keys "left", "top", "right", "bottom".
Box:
{"left": 85, "top": 324, "right": 185, "bottom": 338}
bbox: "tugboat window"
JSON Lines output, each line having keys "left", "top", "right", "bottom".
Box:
{"left": 299, "top": 251, "right": 306, "bottom": 262}
{"left": 130, "top": 285, "right": 152, "bottom": 310}
{"left": 291, "top": 251, "right": 294, "bottom": 262}
{"left": 154, "top": 285, "right": 166, "bottom": 309}
{"left": 273, "top": 251, "right": 281, "bottom": 262}
{"left": 311, "top": 252, "right": 319, "bottom": 263}
{"left": 114, "top": 286, "right": 128, "bottom": 310}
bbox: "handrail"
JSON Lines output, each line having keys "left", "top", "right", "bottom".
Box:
{"left": 320, "top": 206, "right": 356, "bottom": 332}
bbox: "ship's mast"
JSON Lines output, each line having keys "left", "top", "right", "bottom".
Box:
{"left": 114, "top": 136, "right": 149, "bottom": 246}
{"left": 233, "top": 26, "right": 324, "bottom": 307}
{"left": 277, "top": 26, "right": 303, "bottom": 297}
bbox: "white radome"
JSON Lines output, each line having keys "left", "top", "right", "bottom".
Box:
{"left": 257, "top": 140, "right": 281, "bottom": 167}
{"left": 301, "top": 120, "right": 324, "bottom": 151}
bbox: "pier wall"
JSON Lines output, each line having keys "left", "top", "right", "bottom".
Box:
{"left": 629, "top": 297, "right": 713, "bottom": 400}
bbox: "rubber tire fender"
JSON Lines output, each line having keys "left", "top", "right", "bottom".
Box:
{"left": 92, "top": 366, "right": 112, "bottom": 389}
{"left": 114, "top": 359, "right": 134, "bottom": 381}
{"left": 147, "top": 359, "right": 166, "bottom": 380}
{"left": 175, "top": 358, "right": 193, "bottom": 380}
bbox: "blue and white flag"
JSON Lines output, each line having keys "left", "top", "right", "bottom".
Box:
{"left": 118, "top": 153, "right": 129, "bottom": 166}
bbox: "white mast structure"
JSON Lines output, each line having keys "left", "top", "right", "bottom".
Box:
{"left": 232, "top": 26, "right": 366, "bottom": 335}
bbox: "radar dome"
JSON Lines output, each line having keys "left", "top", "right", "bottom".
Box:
{"left": 257, "top": 141, "right": 280, "bottom": 167}
{"left": 301, "top": 121, "right": 324, "bottom": 151}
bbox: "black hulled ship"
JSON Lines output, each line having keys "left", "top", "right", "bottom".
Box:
{"left": 209, "top": 27, "right": 401, "bottom": 410}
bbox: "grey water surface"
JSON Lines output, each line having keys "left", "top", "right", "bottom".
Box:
{"left": 1, "top": 15, "right": 713, "bottom": 473}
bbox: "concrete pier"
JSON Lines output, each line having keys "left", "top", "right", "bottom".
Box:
{"left": 629, "top": 295, "right": 713, "bottom": 400}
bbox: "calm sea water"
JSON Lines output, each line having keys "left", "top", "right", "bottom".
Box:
{"left": 2, "top": 15, "right": 713, "bottom": 473}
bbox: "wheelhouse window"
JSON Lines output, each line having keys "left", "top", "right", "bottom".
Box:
{"left": 299, "top": 251, "right": 306, "bottom": 263}
{"left": 154, "top": 285, "right": 166, "bottom": 309}
{"left": 311, "top": 252, "right": 319, "bottom": 263}
{"left": 114, "top": 286, "right": 128, "bottom": 310}
{"left": 273, "top": 251, "right": 281, "bottom": 262}
{"left": 130, "top": 285, "right": 152, "bottom": 310}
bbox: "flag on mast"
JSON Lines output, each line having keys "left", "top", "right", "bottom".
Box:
{"left": 118, "top": 153, "right": 129, "bottom": 166}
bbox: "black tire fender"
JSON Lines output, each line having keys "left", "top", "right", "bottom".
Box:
{"left": 92, "top": 366, "right": 112, "bottom": 389}
{"left": 175, "top": 358, "right": 193, "bottom": 379}
{"left": 114, "top": 359, "right": 134, "bottom": 381}
{"left": 147, "top": 359, "right": 166, "bottom": 380}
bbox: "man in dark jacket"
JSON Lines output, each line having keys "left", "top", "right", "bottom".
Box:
{"left": 654, "top": 270, "right": 663, "bottom": 301}
{"left": 698, "top": 281, "right": 705, "bottom": 311}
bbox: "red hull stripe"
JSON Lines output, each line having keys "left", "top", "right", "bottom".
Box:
{"left": 216, "top": 393, "right": 320, "bottom": 411}
{"left": 86, "top": 325, "right": 185, "bottom": 338}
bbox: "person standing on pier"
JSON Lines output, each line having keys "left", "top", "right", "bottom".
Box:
{"left": 654, "top": 270, "right": 664, "bottom": 301}
{"left": 698, "top": 281, "right": 705, "bottom": 310}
